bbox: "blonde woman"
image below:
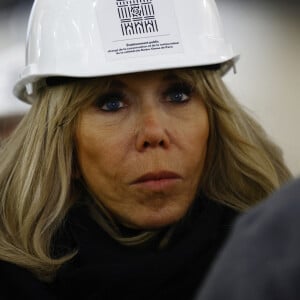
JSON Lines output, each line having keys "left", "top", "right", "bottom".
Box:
{"left": 0, "top": 1, "right": 291, "bottom": 299}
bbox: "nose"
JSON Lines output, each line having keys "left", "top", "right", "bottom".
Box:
{"left": 135, "top": 109, "right": 171, "bottom": 152}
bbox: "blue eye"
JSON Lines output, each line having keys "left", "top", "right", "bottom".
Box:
{"left": 165, "top": 83, "right": 192, "bottom": 103}
{"left": 96, "top": 93, "right": 126, "bottom": 112}
{"left": 168, "top": 91, "right": 189, "bottom": 103}
{"left": 101, "top": 100, "right": 125, "bottom": 111}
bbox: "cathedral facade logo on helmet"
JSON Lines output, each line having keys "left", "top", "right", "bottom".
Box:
{"left": 98, "top": 0, "right": 183, "bottom": 60}
{"left": 116, "top": 0, "right": 159, "bottom": 36}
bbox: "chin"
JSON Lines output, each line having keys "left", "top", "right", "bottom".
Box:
{"left": 126, "top": 207, "right": 189, "bottom": 230}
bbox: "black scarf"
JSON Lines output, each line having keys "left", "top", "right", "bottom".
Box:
{"left": 51, "top": 196, "right": 237, "bottom": 300}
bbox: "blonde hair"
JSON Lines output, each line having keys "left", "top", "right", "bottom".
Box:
{"left": 184, "top": 68, "right": 291, "bottom": 209}
{"left": 0, "top": 66, "right": 291, "bottom": 281}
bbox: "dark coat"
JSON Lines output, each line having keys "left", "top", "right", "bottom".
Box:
{"left": 0, "top": 196, "right": 237, "bottom": 300}
{"left": 197, "top": 178, "right": 300, "bottom": 300}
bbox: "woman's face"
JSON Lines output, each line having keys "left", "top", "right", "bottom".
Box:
{"left": 75, "top": 70, "right": 209, "bottom": 229}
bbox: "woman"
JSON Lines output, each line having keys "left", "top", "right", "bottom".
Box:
{"left": 0, "top": 0, "right": 291, "bottom": 299}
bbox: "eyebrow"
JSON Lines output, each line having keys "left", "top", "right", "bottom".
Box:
{"left": 161, "top": 73, "right": 183, "bottom": 82}
{"left": 109, "top": 72, "right": 184, "bottom": 88}
{"left": 108, "top": 79, "right": 127, "bottom": 89}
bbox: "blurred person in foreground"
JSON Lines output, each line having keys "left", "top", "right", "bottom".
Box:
{"left": 196, "top": 177, "right": 300, "bottom": 300}
{"left": 0, "top": 0, "right": 291, "bottom": 299}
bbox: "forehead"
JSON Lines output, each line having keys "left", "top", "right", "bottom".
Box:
{"left": 110, "top": 69, "right": 186, "bottom": 87}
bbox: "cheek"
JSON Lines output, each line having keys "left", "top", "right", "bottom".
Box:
{"left": 75, "top": 117, "right": 129, "bottom": 183}
{"left": 180, "top": 107, "right": 209, "bottom": 153}
{"left": 183, "top": 108, "right": 210, "bottom": 175}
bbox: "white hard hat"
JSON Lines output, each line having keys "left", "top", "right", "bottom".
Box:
{"left": 13, "top": 0, "right": 237, "bottom": 103}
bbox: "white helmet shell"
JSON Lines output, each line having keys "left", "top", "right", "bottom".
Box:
{"left": 14, "top": 0, "right": 237, "bottom": 103}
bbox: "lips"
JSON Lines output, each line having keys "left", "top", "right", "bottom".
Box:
{"left": 132, "top": 171, "right": 182, "bottom": 184}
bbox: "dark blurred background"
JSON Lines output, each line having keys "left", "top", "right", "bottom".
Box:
{"left": 0, "top": 0, "right": 31, "bottom": 8}
{"left": 0, "top": 0, "right": 32, "bottom": 138}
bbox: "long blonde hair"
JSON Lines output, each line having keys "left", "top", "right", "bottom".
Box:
{"left": 0, "top": 66, "right": 291, "bottom": 281}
